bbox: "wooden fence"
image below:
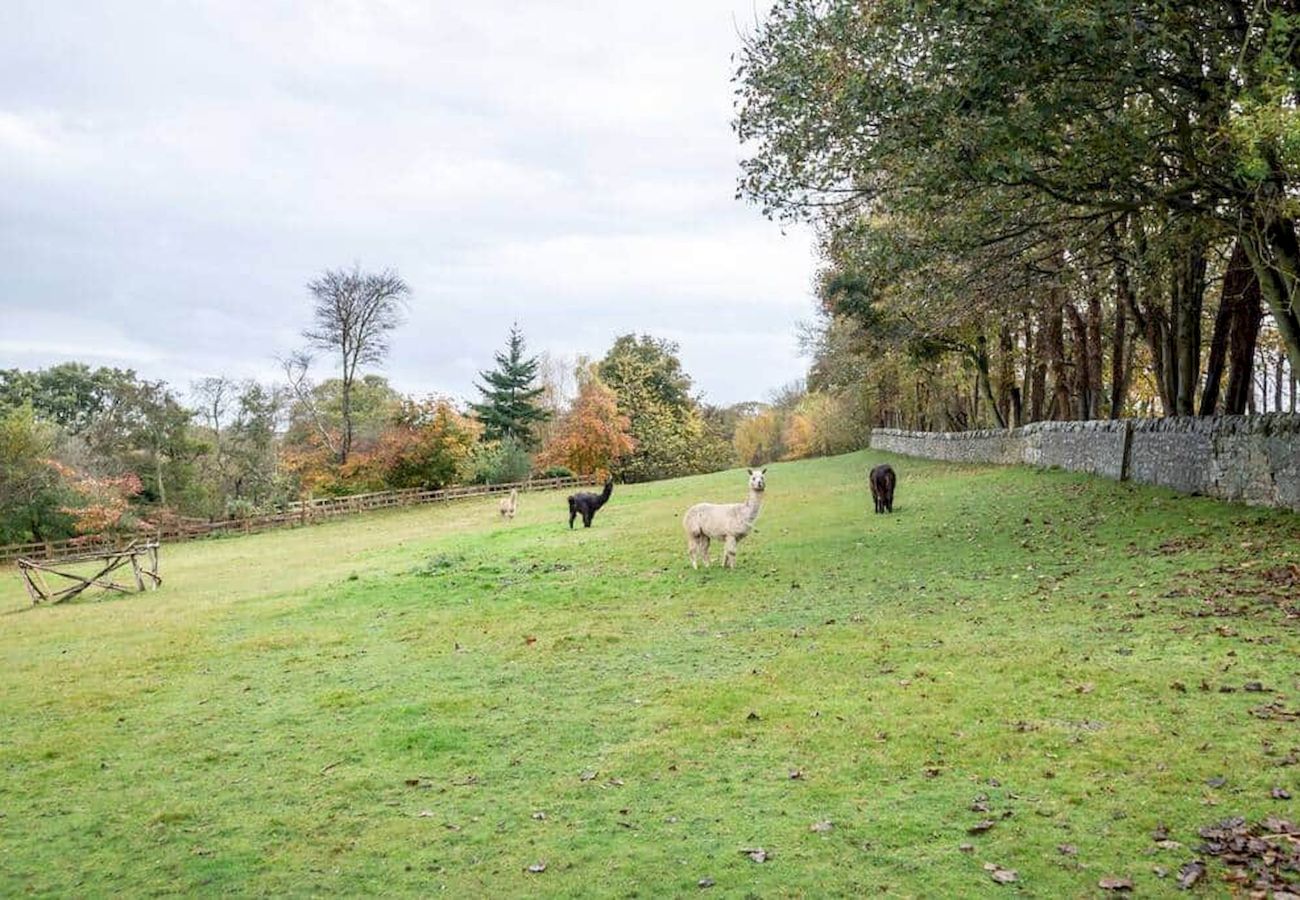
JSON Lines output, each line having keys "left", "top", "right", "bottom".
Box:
{"left": 0, "top": 475, "right": 598, "bottom": 565}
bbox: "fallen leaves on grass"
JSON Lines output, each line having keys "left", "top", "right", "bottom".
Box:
{"left": 983, "top": 863, "right": 1017, "bottom": 884}
{"left": 1274, "top": 787, "right": 1292, "bottom": 800}
{"left": 1058, "top": 844, "right": 1078, "bottom": 855}
{"left": 740, "top": 848, "right": 770, "bottom": 863}
{"left": 697, "top": 877, "right": 715, "bottom": 888}
{"left": 1251, "top": 700, "right": 1300, "bottom": 722}
{"left": 810, "top": 820, "right": 833, "bottom": 833}
{"left": 968, "top": 820, "right": 996, "bottom": 834}
{"left": 525, "top": 862, "right": 547, "bottom": 874}
{"left": 1098, "top": 875, "right": 1133, "bottom": 890}
{"left": 1176, "top": 860, "right": 1205, "bottom": 890}
{"left": 1197, "top": 815, "right": 1300, "bottom": 895}
{"left": 579, "top": 769, "right": 598, "bottom": 782}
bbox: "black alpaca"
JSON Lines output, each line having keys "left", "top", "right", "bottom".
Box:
{"left": 869, "top": 464, "right": 896, "bottom": 514}
{"left": 568, "top": 479, "right": 613, "bottom": 528}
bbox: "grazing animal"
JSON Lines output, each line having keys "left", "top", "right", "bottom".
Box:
{"left": 869, "top": 464, "right": 896, "bottom": 514}
{"left": 498, "top": 488, "right": 518, "bottom": 520}
{"left": 682, "top": 468, "right": 766, "bottom": 569}
{"left": 568, "top": 478, "right": 613, "bottom": 528}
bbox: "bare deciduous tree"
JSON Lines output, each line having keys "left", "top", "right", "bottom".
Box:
{"left": 302, "top": 266, "right": 409, "bottom": 463}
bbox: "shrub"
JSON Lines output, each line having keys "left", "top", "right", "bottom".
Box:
{"left": 224, "top": 498, "right": 258, "bottom": 520}
{"left": 468, "top": 436, "right": 532, "bottom": 485}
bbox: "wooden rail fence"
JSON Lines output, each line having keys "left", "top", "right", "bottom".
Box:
{"left": 0, "top": 475, "right": 597, "bottom": 565}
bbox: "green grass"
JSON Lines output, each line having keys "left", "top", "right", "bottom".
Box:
{"left": 1, "top": 451, "right": 1297, "bottom": 896}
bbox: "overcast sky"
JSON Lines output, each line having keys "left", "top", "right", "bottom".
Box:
{"left": 0, "top": 1, "right": 815, "bottom": 408}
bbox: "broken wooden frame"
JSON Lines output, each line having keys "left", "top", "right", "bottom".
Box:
{"left": 17, "top": 540, "right": 161, "bottom": 605}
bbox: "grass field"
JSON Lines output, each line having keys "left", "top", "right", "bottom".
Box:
{"left": 2, "top": 450, "right": 1298, "bottom": 896}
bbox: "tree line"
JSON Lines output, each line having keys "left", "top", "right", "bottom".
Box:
{"left": 0, "top": 267, "right": 862, "bottom": 545}
{"left": 734, "top": 0, "right": 1300, "bottom": 430}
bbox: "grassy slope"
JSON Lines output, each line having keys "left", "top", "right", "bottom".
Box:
{"left": 1, "top": 451, "right": 1297, "bottom": 896}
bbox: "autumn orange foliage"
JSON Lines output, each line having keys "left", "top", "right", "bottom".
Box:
{"left": 47, "top": 460, "right": 144, "bottom": 534}
{"left": 281, "top": 397, "right": 481, "bottom": 495}
{"left": 537, "top": 376, "right": 636, "bottom": 477}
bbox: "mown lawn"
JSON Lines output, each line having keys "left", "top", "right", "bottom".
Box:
{"left": 1, "top": 451, "right": 1297, "bottom": 896}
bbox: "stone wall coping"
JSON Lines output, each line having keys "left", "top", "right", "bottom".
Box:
{"left": 873, "top": 414, "right": 1300, "bottom": 440}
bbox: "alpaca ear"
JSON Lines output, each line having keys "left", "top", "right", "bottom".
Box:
{"left": 747, "top": 468, "right": 754, "bottom": 475}
{"left": 760, "top": 468, "right": 767, "bottom": 474}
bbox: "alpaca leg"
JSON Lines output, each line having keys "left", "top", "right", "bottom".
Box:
{"left": 687, "top": 535, "right": 699, "bottom": 569}
{"left": 583, "top": 511, "right": 593, "bottom": 528}
{"left": 700, "top": 536, "right": 710, "bottom": 568}
{"left": 723, "top": 535, "right": 738, "bottom": 568}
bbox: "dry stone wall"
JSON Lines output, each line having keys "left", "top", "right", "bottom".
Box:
{"left": 870, "top": 415, "right": 1300, "bottom": 512}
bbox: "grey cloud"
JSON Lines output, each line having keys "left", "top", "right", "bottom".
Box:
{"left": 0, "top": 1, "right": 811, "bottom": 406}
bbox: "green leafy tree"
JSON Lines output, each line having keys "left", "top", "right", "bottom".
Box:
{"left": 0, "top": 363, "right": 131, "bottom": 434}
{"left": 0, "top": 406, "right": 74, "bottom": 543}
{"left": 597, "top": 335, "right": 730, "bottom": 482}
{"left": 471, "top": 325, "right": 550, "bottom": 447}
{"left": 735, "top": 0, "right": 1300, "bottom": 418}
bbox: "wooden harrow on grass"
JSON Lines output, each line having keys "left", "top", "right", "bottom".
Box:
{"left": 17, "top": 540, "right": 161, "bottom": 605}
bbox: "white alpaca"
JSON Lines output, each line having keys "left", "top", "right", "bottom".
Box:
{"left": 682, "top": 468, "right": 766, "bottom": 569}
{"left": 498, "top": 488, "right": 518, "bottom": 520}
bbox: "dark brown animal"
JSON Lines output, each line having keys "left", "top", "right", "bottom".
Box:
{"left": 568, "top": 478, "right": 613, "bottom": 528}
{"left": 869, "top": 464, "right": 896, "bottom": 514}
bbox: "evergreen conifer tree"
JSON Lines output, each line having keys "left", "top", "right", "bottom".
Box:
{"left": 471, "top": 325, "right": 549, "bottom": 446}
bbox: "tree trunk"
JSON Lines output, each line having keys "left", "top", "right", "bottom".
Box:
{"left": 1199, "top": 245, "right": 1241, "bottom": 415}
{"left": 1110, "top": 295, "right": 1129, "bottom": 418}
{"left": 1064, "top": 301, "right": 1090, "bottom": 421}
{"left": 1172, "top": 237, "right": 1207, "bottom": 416}
{"left": 1242, "top": 205, "right": 1300, "bottom": 379}
{"left": 1028, "top": 311, "right": 1046, "bottom": 423}
{"left": 1276, "top": 353, "right": 1285, "bottom": 412}
{"left": 1111, "top": 224, "right": 1175, "bottom": 415}
{"left": 997, "top": 324, "right": 1015, "bottom": 426}
{"left": 339, "top": 374, "right": 353, "bottom": 465}
{"left": 974, "top": 335, "right": 1006, "bottom": 429}
{"left": 1146, "top": 306, "right": 1175, "bottom": 416}
{"left": 155, "top": 450, "right": 167, "bottom": 507}
{"left": 1086, "top": 287, "right": 1103, "bottom": 419}
{"left": 1223, "top": 251, "right": 1264, "bottom": 416}
{"left": 1047, "top": 295, "right": 1070, "bottom": 420}
{"left": 1258, "top": 353, "right": 1269, "bottom": 412}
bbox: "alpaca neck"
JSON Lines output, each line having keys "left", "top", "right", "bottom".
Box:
{"left": 743, "top": 489, "right": 764, "bottom": 523}
{"left": 594, "top": 483, "right": 612, "bottom": 508}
